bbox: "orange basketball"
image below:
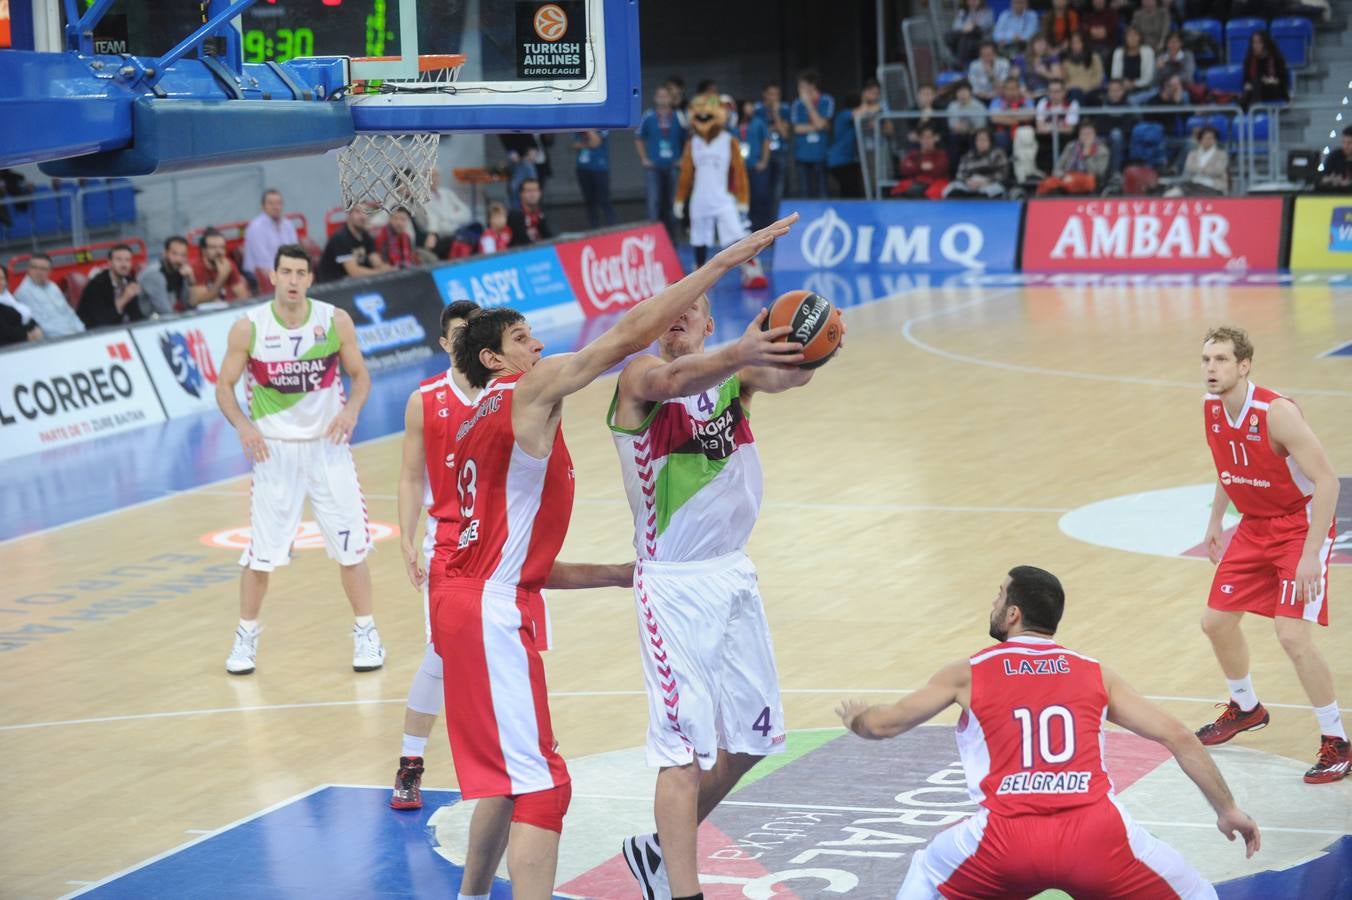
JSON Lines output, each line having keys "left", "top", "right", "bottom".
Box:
{"left": 762, "top": 290, "right": 843, "bottom": 369}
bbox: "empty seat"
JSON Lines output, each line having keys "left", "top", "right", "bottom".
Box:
{"left": 1270, "top": 17, "right": 1313, "bottom": 69}
{"left": 1203, "top": 64, "right": 1244, "bottom": 95}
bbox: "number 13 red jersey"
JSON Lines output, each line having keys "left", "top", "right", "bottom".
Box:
{"left": 445, "top": 373, "right": 575, "bottom": 592}
{"left": 956, "top": 635, "right": 1113, "bottom": 817}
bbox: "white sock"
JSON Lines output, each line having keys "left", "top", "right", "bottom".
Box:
{"left": 354, "top": 615, "right": 374, "bottom": 629}
{"left": 238, "top": 618, "right": 259, "bottom": 634}
{"left": 457, "top": 894, "right": 490, "bottom": 900}
{"left": 1226, "top": 675, "right": 1259, "bottom": 712}
{"left": 1314, "top": 701, "right": 1347, "bottom": 740}
{"left": 401, "top": 733, "right": 428, "bottom": 758}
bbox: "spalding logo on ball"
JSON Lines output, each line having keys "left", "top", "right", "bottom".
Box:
{"left": 762, "top": 289, "right": 844, "bottom": 369}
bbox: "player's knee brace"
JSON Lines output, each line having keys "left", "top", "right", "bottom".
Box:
{"left": 509, "top": 781, "right": 572, "bottom": 833}
{"left": 405, "top": 643, "right": 444, "bottom": 715}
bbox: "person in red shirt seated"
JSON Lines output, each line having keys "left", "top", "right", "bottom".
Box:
{"left": 890, "top": 125, "right": 951, "bottom": 199}
{"left": 376, "top": 206, "right": 420, "bottom": 269}
{"left": 191, "top": 228, "right": 251, "bottom": 304}
{"left": 478, "top": 203, "right": 513, "bottom": 255}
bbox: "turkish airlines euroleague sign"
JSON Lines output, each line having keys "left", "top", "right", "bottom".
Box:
{"left": 555, "top": 224, "right": 684, "bottom": 317}
{"left": 1023, "top": 198, "right": 1284, "bottom": 272}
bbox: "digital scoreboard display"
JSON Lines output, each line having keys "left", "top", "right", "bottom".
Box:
{"left": 240, "top": 0, "right": 402, "bottom": 64}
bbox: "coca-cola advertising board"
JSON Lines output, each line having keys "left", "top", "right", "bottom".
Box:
{"left": 554, "top": 223, "right": 684, "bottom": 317}
{"left": 1022, "top": 197, "right": 1286, "bottom": 272}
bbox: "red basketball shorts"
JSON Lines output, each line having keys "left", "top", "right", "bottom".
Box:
{"left": 898, "top": 798, "right": 1215, "bottom": 899}
{"left": 431, "top": 578, "right": 569, "bottom": 800}
{"left": 1208, "top": 510, "right": 1334, "bottom": 626}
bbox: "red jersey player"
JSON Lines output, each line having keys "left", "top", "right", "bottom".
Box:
{"left": 1194, "top": 326, "right": 1346, "bottom": 782}
{"left": 837, "top": 566, "right": 1260, "bottom": 900}
{"left": 389, "top": 301, "right": 631, "bottom": 816}
{"left": 435, "top": 213, "right": 798, "bottom": 898}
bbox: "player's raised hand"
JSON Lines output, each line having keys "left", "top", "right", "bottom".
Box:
{"left": 238, "top": 422, "right": 269, "bottom": 463}
{"left": 1203, "top": 522, "right": 1226, "bottom": 565}
{"left": 1217, "top": 806, "right": 1260, "bottom": 858}
{"left": 713, "top": 212, "right": 799, "bottom": 270}
{"left": 735, "top": 309, "right": 805, "bottom": 368}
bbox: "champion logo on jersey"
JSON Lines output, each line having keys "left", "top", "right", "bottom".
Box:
{"left": 1221, "top": 584, "right": 1235, "bottom": 594}
{"left": 437, "top": 407, "right": 449, "bottom": 418}
{"left": 1211, "top": 424, "right": 1221, "bottom": 433}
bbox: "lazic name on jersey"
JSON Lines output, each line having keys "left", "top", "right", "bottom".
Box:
{"left": 996, "top": 770, "right": 1092, "bottom": 795}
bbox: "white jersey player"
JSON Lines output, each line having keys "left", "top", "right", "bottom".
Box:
{"left": 215, "top": 243, "right": 383, "bottom": 675}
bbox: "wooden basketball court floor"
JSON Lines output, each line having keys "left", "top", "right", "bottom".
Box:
{"left": 1, "top": 278, "right": 1349, "bottom": 899}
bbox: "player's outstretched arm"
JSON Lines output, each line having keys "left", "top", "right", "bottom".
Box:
{"left": 216, "top": 317, "right": 269, "bottom": 463}
{"left": 545, "top": 561, "right": 635, "bottom": 590}
{"left": 1267, "top": 398, "right": 1340, "bottom": 603}
{"left": 518, "top": 214, "right": 799, "bottom": 411}
{"left": 396, "top": 391, "right": 427, "bottom": 591}
{"left": 622, "top": 308, "right": 803, "bottom": 406}
{"left": 837, "top": 661, "right": 968, "bottom": 740}
{"left": 1103, "top": 666, "right": 1261, "bottom": 858}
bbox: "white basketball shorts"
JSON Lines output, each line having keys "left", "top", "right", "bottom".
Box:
{"left": 240, "top": 438, "right": 371, "bottom": 572}
{"left": 689, "top": 205, "right": 749, "bottom": 249}
{"left": 634, "top": 551, "right": 786, "bottom": 770}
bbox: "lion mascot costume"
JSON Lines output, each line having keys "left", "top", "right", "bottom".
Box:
{"left": 674, "top": 92, "right": 768, "bottom": 289}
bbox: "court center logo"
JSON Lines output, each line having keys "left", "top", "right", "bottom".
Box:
{"left": 159, "top": 328, "right": 219, "bottom": 399}
{"left": 533, "top": 4, "right": 568, "bottom": 41}
{"left": 800, "top": 208, "right": 853, "bottom": 268}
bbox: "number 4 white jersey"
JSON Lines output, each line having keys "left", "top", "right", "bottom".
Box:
{"left": 245, "top": 299, "right": 346, "bottom": 441}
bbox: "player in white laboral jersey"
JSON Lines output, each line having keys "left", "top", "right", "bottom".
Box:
{"left": 215, "top": 243, "right": 383, "bottom": 675}
{"left": 608, "top": 293, "right": 837, "bottom": 900}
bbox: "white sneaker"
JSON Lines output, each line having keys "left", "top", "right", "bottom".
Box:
{"left": 621, "top": 833, "right": 670, "bottom": 900}
{"left": 226, "top": 626, "right": 259, "bottom": 675}
{"left": 352, "top": 623, "right": 386, "bottom": 671}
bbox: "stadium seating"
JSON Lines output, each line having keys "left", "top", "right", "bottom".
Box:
{"left": 1225, "top": 18, "right": 1266, "bottom": 65}
{"left": 1203, "top": 64, "right": 1244, "bottom": 95}
{"left": 936, "top": 70, "right": 964, "bottom": 89}
{"left": 1270, "top": 17, "right": 1313, "bottom": 69}
{"left": 1183, "top": 19, "right": 1224, "bottom": 66}
{"left": 5, "top": 237, "right": 149, "bottom": 306}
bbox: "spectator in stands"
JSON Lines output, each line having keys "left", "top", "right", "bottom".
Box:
{"left": 192, "top": 228, "right": 251, "bottom": 304}
{"left": 0, "top": 262, "right": 42, "bottom": 345}
{"left": 375, "top": 206, "right": 420, "bottom": 270}
{"left": 1015, "top": 34, "right": 1062, "bottom": 100}
{"left": 507, "top": 177, "right": 553, "bottom": 245}
{"left": 755, "top": 82, "right": 793, "bottom": 215}
{"left": 420, "top": 169, "right": 474, "bottom": 259}
{"left": 665, "top": 75, "right": 689, "bottom": 125}
{"left": 78, "top": 244, "right": 142, "bottom": 329}
{"left": 1131, "top": 0, "right": 1171, "bottom": 52}
{"left": 1063, "top": 32, "right": 1106, "bottom": 102}
{"left": 242, "top": 188, "right": 298, "bottom": 293}
{"left": 137, "top": 236, "right": 196, "bottom": 317}
{"left": 500, "top": 133, "right": 554, "bottom": 204}
{"left": 948, "top": 0, "right": 995, "bottom": 67}
{"left": 1039, "top": 0, "right": 1079, "bottom": 55}
{"left": 1081, "top": 0, "right": 1120, "bottom": 63}
{"left": 993, "top": 0, "right": 1039, "bottom": 54}
{"left": 908, "top": 84, "right": 949, "bottom": 149}
{"left": 1146, "top": 73, "right": 1193, "bottom": 168}
{"left": 1112, "top": 26, "right": 1156, "bottom": 96}
{"left": 15, "top": 253, "right": 85, "bottom": 337}
{"left": 1315, "top": 126, "right": 1352, "bottom": 193}
{"left": 736, "top": 98, "right": 775, "bottom": 220}
{"left": 1097, "top": 78, "right": 1139, "bottom": 174}
{"left": 573, "top": 130, "right": 617, "bottom": 227}
{"left": 1165, "top": 125, "right": 1229, "bottom": 195}
{"left": 828, "top": 94, "right": 865, "bottom": 198}
{"left": 318, "top": 204, "right": 390, "bottom": 282}
{"left": 478, "top": 203, "right": 513, "bottom": 255}
{"left": 636, "top": 84, "right": 688, "bottom": 239}
{"left": 852, "top": 80, "right": 890, "bottom": 200}
{"left": 947, "top": 80, "right": 990, "bottom": 158}
{"left": 791, "top": 70, "right": 835, "bottom": 198}
{"left": 1034, "top": 79, "right": 1080, "bottom": 172}
{"left": 1241, "top": 32, "right": 1290, "bottom": 111}
{"left": 1037, "top": 121, "right": 1110, "bottom": 194}
{"left": 944, "top": 128, "right": 1011, "bottom": 197}
{"left": 989, "top": 76, "right": 1034, "bottom": 152}
{"left": 0, "top": 169, "right": 35, "bottom": 228}
{"left": 967, "top": 40, "right": 1011, "bottom": 103}
{"left": 890, "top": 125, "right": 950, "bottom": 198}
{"left": 1156, "top": 32, "right": 1196, "bottom": 89}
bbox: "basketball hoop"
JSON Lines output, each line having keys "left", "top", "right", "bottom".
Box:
{"left": 337, "top": 54, "right": 466, "bottom": 213}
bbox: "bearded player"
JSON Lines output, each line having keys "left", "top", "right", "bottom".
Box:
{"left": 435, "top": 214, "right": 799, "bottom": 899}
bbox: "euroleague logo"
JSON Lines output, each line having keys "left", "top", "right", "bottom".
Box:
{"left": 159, "top": 328, "right": 219, "bottom": 399}
{"left": 533, "top": 4, "right": 568, "bottom": 41}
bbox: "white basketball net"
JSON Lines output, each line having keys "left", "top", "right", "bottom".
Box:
{"left": 337, "top": 133, "right": 440, "bottom": 214}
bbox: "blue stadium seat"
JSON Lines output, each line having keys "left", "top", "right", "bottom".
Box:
{"left": 1226, "top": 17, "right": 1266, "bottom": 65}
{"left": 1270, "top": 17, "right": 1313, "bottom": 69}
{"left": 1183, "top": 18, "right": 1224, "bottom": 66}
{"left": 54, "top": 183, "right": 77, "bottom": 232}
{"left": 1207, "top": 113, "right": 1231, "bottom": 143}
{"left": 108, "top": 178, "right": 136, "bottom": 223}
{"left": 82, "top": 183, "right": 112, "bottom": 229}
{"left": 1203, "top": 64, "right": 1244, "bottom": 95}
{"left": 936, "top": 70, "right": 964, "bottom": 88}
{"left": 1234, "top": 112, "right": 1271, "bottom": 156}
{"left": 0, "top": 206, "right": 35, "bottom": 240}
{"left": 30, "top": 188, "right": 63, "bottom": 237}
{"left": 988, "top": 0, "right": 1012, "bottom": 19}
{"left": 1129, "top": 122, "right": 1167, "bottom": 168}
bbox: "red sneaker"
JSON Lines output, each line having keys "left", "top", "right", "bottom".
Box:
{"left": 390, "top": 756, "right": 425, "bottom": 809}
{"left": 1195, "top": 701, "right": 1270, "bottom": 746}
{"left": 1304, "top": 735, "right": 1351, "bottom": 784}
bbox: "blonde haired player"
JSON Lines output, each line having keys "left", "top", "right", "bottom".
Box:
{"left": 215, "top": 243, "right": 383, "bottom": 674}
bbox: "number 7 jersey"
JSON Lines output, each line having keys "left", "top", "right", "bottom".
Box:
{"left": 245, "top": 299, "right": 344, "bottom": 441}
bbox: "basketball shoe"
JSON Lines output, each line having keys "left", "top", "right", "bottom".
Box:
{"left": 1304, "top": 735, "right": 1351, "bottom": 784}
{"left": 622, "top": 832, "right": 670, "bottom": 900}
{"left": 352, "top": 622, "right": 386, "bottom": 671}
{"left": 390, "top": 756, "right": 425, "bottom": 809}
{"left": 1195, "top": 700, "right": 1269, "bottom": 746}
{"left": 226, "top": 625, "right": 260, "bottom": 675}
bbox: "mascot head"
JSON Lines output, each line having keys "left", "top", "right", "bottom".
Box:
{"left": 689, "top": 92, "right": 727, "bottom": 140}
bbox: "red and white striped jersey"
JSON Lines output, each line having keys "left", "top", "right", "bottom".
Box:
{"left": 419, "top": 368, "right": 477, "bottom": 560}
{"left": 445, "top": 372, "right": 574, "bottom": 592}
{"left": 955, "top": 635, "right": 1113, "bottom": 817}
{"left": 1204, "top": 382, "right": 1314, "bottom": 519}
